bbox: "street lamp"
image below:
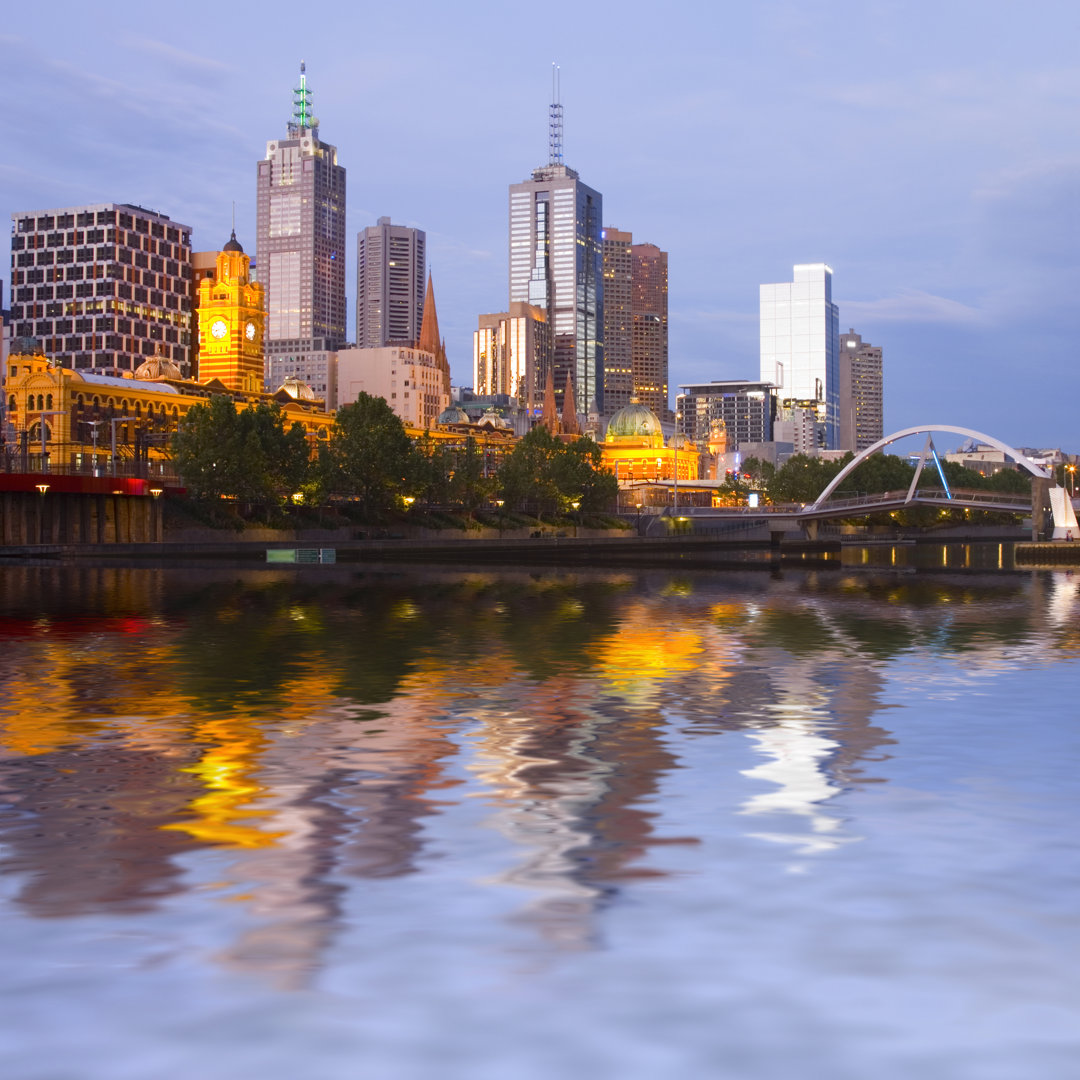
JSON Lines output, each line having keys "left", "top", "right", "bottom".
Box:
{"left": 1068, "top": 464, "right": 1076, "bottom": 497}
{"left": 571, "top": 499, "right": 580, "bottom": 538}
{"left": 84, "top": 419, "right": 105, "bottom": 476}
{"left": 109, "top": 417, "right": 136, "bottom": 476}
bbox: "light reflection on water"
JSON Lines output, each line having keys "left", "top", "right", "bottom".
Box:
{"left": 1, "top": 564, "right": 1079, "bottom": 1078}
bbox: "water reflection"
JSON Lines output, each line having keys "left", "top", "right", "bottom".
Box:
{"left": 0, "top": 563, "right": 1076, "bottom": 987}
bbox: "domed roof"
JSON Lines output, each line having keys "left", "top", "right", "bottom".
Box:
{"left": 606, "top": 401, "right": 664, "bottom": 442}
{"left": 134, "top": 355, "right": 183, "bottom": 381}
{"left": 437, "top": 406, "right": 471, "bottom": 425}
{"left": 669, "top": 431, "right": 693, "bottom": 449}
{"left": 277, "top": 377, "right": 316, "bottom": 401}
{"left": 10, "top": 336, "right": 46, "bottom": 359}
{"left": 477, "top": 409, "right": 511, "bottom": 429}
{"left": 223, "top": 229, "right": 244, "bottom": 253}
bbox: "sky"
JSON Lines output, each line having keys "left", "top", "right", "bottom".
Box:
{"left": 2, "top": 0, "right": 1078, "bottom": 449}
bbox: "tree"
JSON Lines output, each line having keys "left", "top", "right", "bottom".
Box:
{"left": 324, "top": 393, "right": 420, "bottom": 517}
{"left": 172, "top": 396, "right": 311, "bottom": 503}
{"left": 498, "top": 427, "right": 616, "bottom": 516}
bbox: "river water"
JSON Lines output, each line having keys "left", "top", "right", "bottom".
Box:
{"left": 1, "top": 561, "right": 1078, "bottom": 1079}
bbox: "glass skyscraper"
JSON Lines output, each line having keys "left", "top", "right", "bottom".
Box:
{"left": 355, "top": 217, "right": 426, "bottom": 348}
{"left": 508, "top": 111, "right": 602, "bottom": 417}
{"left": 759, "top": 263, "right": 839, "bottom": 449}
{"left": 256, "top": 63, "right": 346, "bottom": 398}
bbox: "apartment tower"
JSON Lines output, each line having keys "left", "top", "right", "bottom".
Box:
{"left": 256, "top": 63, "right": 346, "bottom": 398}
{"left": 838, "top": 328, "right": 884, "bottom": 452}
{"left": 508, "top": 74, "right": 603, "bottom": 416}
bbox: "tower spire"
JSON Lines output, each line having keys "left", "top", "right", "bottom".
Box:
{"left": 289, "top": 60, "right": 313, "bottom": 135}
{"left": 548, "top": 62, "right": 563, "bottom": 166}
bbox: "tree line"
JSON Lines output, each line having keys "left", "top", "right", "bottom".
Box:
{"left": 171, "top": 392, "right": 618, "bottom": 521}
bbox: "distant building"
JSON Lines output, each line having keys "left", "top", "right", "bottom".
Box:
{"left": 257, "top": 63, "right": 346, "bottom": 396}
{"left": 837, "top": 328, "right": 883, "bottom": 452}
{"left": 676, "top": 380, "right": 777, "bottom": 451}
{"left": 194, "top": 232, "right": 265, "bottom": 394}
{"left": 355, "top": 217, "right": 426, "bottom": 349}
{"left": 509, "top": 90, "right": 602, "bottom": 417}
{"left": 760, "top": 263, "right": 839, "bottom": 449}
{"left": 8, "top": 203, "right": 192, "bottom": 376}
{"left": 473, "top": 302, "right": 552, "bottom": 413}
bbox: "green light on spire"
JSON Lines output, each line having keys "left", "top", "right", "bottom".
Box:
{"left": 291, "top": 60, "right": 312, "bottom": 132}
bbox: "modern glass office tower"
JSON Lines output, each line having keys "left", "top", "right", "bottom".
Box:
{"left": 759, "top": 263, "right": 839, "bottom": 449}
{"left": 508, "top": 92, "right": 602, "bottom": 417}
{"left": 355, "top": 217, "right": 426, "bottom": 348}
{"left": 256, "top": 63, "right": 346, "bottom": 397}
{"left": 8, "top": 203, "right": 192, "bottom": 375}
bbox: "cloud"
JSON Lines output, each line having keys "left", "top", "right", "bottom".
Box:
{"left": 838, "top": 290, "right": 982, "bottom": 326}
{"left": 122, "top": 37, "right": 227, "bottom": 72}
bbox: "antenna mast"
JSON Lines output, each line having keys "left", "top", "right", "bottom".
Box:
{"left": 548, "top": 63, "right": 563, "bottom": 166}
{"left": 290, "top": 60, "right": 313, "bottom": 135}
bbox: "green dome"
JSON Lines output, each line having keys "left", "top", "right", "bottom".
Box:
{"left": 606, "top": 401, "right": 664, "bottom": 442}
{"left": 437, "top": 406, "right": 471, "bottom": 425}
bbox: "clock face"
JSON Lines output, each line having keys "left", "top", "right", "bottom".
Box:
{"left": 210, "top": 319, "right": 228, "bottom": 340}
{"left": 245, "top": 322, "right": 256, "bottom": 341}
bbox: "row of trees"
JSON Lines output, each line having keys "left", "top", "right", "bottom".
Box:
{"left": 170, "top": 393, "right": 617, "bottom": 520}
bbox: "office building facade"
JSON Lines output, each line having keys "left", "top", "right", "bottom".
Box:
{"left": 759, "top": 263, "right": 839, "bottom": 448}
{"left": 256, "top": 63, "right": 346, "bottom": 397}
{"left": 8, "top": 203, "right": 192, "bottom": 376}
{"left": 601, "top": 228, "right": 633, "bottom": 412}
{"left": 631, "top": 243, "right": 669, "bottom": 421}
{"left": 676, "top": 380, "right": 777, "bottom": 451}
{"left": 509, "top": 106, "right": 603, "bottom": 417}
{"left": 473, "top": 302, "right": 552, "bottom": 412}
{"left": 837, "top": 328, "right": 883, "bottom": 453}
{"left": 355, "top": 217, "right": 426, "bottom": 348}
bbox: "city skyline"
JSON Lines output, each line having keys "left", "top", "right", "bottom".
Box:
{"left": 1, "top": 2, "right": 1077, "bottom": 447}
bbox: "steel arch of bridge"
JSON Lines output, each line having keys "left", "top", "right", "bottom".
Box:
{"left": 808, "top": 425, "right": 1050, "bottom": 511}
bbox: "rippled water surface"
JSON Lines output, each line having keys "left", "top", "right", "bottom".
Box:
{"left": 1, "top": 563, "right": 1078, "bottom": 1079}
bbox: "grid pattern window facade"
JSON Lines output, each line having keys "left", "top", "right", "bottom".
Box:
{"left": 8, "top": 204, "right": 192, "bottom": 375}
{"left": 838, "top": 329, "right": 884, "bottom": 452}
{"left": 602, "top": 229, "right": 633, "bottom": 412}
{"left": 631, "top": 243, "right": 669, "bottom": 422}
{"left": 676, "top": 381, "right": 777, "bottom": 450}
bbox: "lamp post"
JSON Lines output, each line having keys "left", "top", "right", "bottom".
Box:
{"left": 109, "top": 417, "right": 136, "bottom": 476}
{"left": 571, "top": 499, "right": 580, "bottom": 538}
{"left": 1068, "top": 464, "right": 1076, "bottom": 498}
{"left": 496, "top": 498, "right": 505, "bottom": 538}
{"left": 84, "top": 419, "right": 104, "bottom": 476}
{"left": 36, "top": 483, "right": 49, "bottom": 544}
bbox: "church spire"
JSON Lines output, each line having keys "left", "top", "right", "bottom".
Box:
{"left": 418, "top": 272, "right": 441, "bottom": 355}
{"left": 561, "top": 372, "right": 579, "bottom": 435}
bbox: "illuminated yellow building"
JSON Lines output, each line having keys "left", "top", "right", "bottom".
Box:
{"left": 195, "top": 233, "right": 265, "bottom": 393}
{"left": 601, "top": 400, "right": 697, "bottom": 484}
{"left": 4, "top": 337, "right": 334, "bottom": 473}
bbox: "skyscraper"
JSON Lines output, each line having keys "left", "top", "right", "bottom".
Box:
{"left": 759, "top": 263, "right": 839, "bottom": 449}
{"left": 837, "top": 328, "right": 884, "bottom": 452}
{"left": 473, "top": 301, "right": 552, "bottom": 410}
{"left": 631, "top": 242, "right": 669, "bottom": 422}
{"left": 8, "top": 203, "right": 192, "bottom": 376}
{"left": 601, "top": 228, "right": 632, "bottom": 413}
{"left": 508, "top": 77, "right": 603, "bottom": 417}
{"left": 256, "top": 63, "right": 346, "bottom": 398}
{"left": 355, "top": 217, "right": 426, "bottom": 348}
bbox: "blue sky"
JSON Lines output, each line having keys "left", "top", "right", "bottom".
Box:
{"left": 2, "top": 0, "right": 1078, "bottom": 448}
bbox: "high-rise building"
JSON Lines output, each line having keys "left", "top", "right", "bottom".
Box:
{"left": 257, "top": 63, "right": 346, "bottom": 398}
{"left": 194, "top": 232, "right": 265, "bottom": 394}
{"left": 837, "top": 328, "right": 884, "bottom": 453}
{"left": 759, "top": 263, "right": 839, "bottom": 449}
{"left": 676, "top": 380, "right": 777, "bottom": 451}
{"left": 473, "top": 302, "right": 552, "bottom": 412}
{"left": 601, "top": 228, "right": 633, "bottom": 413}
{"left": 631, "top": 243, "right": 669, "bottom": 422}
{"left": 603, "top": 229, "right": 669, "bottom": 419}
{"left": 355, "top": 217, "right": 426, "bottom": 348}
{"left": 8, "top": 203, "right": 193, "bottom": 376}
{"left": 508, "top": 86, "right": 602, "bottom": 417}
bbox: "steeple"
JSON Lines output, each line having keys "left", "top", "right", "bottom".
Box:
{"left": 418, "top": 272, "right": 441, "bottom": 355}
{"left": 541, "top": 366, "right": 559, "bottom": 433}
{"left": 288, "top": 61, "right": 318, "bottom": 137}
{"left": 561, "top": 372, "right": 579, "bottom": 435}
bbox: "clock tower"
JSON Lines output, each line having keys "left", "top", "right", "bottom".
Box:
{"left": 195, "top": 231, "right": 265, "bottom": 393}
